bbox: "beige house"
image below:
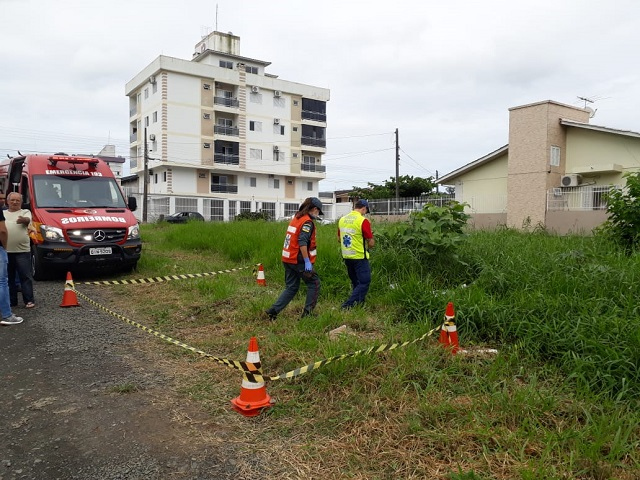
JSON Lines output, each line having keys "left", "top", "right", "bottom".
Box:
{"left": 438, "top": 100, "right": 640, "bottom": 233}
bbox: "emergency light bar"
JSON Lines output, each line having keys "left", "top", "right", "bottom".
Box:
{"left": 48, "top": 155, "right": 99, "bottom": 167}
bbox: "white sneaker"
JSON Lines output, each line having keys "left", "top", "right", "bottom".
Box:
{"left": 1, "top": 314, "right": 23, "bottom": 325}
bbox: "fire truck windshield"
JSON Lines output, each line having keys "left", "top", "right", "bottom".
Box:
{"left": 33, "top": 176, "right": 128, "bottom": 209}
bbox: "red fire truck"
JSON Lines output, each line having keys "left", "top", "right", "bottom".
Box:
{"left": 0, "top": 153, "right": 142, "bottom": 279}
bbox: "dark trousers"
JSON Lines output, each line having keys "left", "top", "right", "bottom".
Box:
{"left": 269, "top": 261, "right": 320, "bottom": 315}
{"left": 8, "top": 252, "right": 34, "bottom": 306}
{"left": 341, "top": 258, "right": 371, "bottom": 308}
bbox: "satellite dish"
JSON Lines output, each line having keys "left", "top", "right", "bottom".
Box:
{"left": 585, "top": 107, "right": 597, "bottom": 118}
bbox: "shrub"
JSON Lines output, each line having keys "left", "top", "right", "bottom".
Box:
{"left": 234, "top": 210, "right": 272, "bottom": 221}
{"left": 599, "top": 171, "right": 640, "bottom": 253}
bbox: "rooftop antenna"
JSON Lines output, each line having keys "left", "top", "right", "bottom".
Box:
{"left": 577, "top": 96, "right": 594, "bottom": 109}
{"left": 216, "top": 4, "right": 218, "bottom": 31}
{"left": 577, "top": 96, "right": 597, "bottom": 118}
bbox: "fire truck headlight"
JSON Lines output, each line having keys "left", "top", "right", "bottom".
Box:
{"left": 41, "top": 225, "right": 65, "bottom": 242}
{"left": 127, "top": 224, "right": 140, "bottom": 240}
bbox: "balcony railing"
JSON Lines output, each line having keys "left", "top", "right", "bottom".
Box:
{"left": 214, "top": 97, "right": 239, "bottom": 108}
{"left": 130, "top": 133, "right": 138, "bottom": 143}
{"left": 301, "top": 136, "right": 326, "bottom": 148}
{"left": 211, "top": 184, "right": 238, "bottom": 194}
{"left": 214, "top": 125, "right": 240, "bottom": 136}
{"left": 214, "top": 154, "right": 240, "bottom": 165}
{"left": 301, "top": 163, "right": 326, "bottom": 173}
{"left": 301, "top": 110, "right": 327, "bottom": 122}
{"left": 129, "top": 108, "right": 138, "bottom": 117}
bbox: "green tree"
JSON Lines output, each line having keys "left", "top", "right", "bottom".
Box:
{"left": 349, "top": 175, "right": 437, "bottom": 199}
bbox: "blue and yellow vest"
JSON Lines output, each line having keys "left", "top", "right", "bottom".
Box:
{"left": 339, "top": 211, "right": 368, "bottom": 259}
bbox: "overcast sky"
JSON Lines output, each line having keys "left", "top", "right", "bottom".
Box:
{"left": 1, "top": 0, "right": 639, "bottom": 191}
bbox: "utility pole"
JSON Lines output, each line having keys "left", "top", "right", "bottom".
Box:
{"left": 395, "top": 128, "right": 400, "bottom": 206}
{"left": 142, "top": 127, "right": 149, "bottom": 223}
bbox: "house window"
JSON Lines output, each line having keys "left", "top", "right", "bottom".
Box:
{"left": 292, "top": 153, "right": 298, "bottom": 158}
{"left": 144, "top": 88, "right": 149, "bottom": 99}
{"left": 163, "top": 171, "right": 167, "bottom": 182}
{"left": 273, "top": 179, "right": 280, "bottom": 189}
{"left": 245, "top": 65, "right": 258, "bottom": 74}
{"left": 274, "top": 97, "right": 285, "bottom": 108}
{"left": 218, "top": 118, "right": 232, "bottom": 127}
{"left": 293, "top": 127, "right": 298, "bottom": 132}
{"left": 152, "top": 83, "right": 157, "bottom": 94}
{"left": 250, "top": 177, "right": 257, "bottom": 187}
{"left": 145, "top": 116, "right": 149, "bottom": 127}
{"left": 307, "top": 182, "right": 313, "bottom": 191}
{"left": 249, "top": 121, "right": 262, "bottom": 132}
{"left": 219, "top": 60, "right": 233, "bottom": 69}
{"left": 152, "top": 111, "right": 158, "bottom": 123}
{"left": 154, "top": 173, "right": 158, "bottom": 184}
{"left": 281, "top": 126, "right": 285, "bottom": 135}
{"left": 250, "top": 148, "right": 262, "bottom": 159}
{"left": 550, "top": 146, "right": 561, "bottom": 167}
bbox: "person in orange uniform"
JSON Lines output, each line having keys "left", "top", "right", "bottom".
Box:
{"left": 265, "top": 197, "right": 323, "bottom": 320}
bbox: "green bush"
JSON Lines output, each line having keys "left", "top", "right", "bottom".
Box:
{"left": 599, "top": 171, "right": 640, "bottom": 252}
{"left": 234, "top": 210, "right": 272, "bottom": 221}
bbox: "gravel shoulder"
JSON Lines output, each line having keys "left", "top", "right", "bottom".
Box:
{"left": 0, "top": 279, "right": 251, "bottom": 480}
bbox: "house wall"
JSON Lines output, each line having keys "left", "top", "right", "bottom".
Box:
{"left": 454, "top": 153, "right": 508, "bottom": 213}
{"left": 507, "top": 101, "right": 589, "bottom": 228}
{"left": 545, "top": 210, "right": 609, "bottom": 234}
{"left": 566, "top": 128, "right": 640, "bottom": 183}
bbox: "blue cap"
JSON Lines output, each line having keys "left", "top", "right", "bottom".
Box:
{"left": 310, "top": 197, "right": 324, "bottom": 215}
{"left": 355, "top": 199, "right": 370, "bottom": 213}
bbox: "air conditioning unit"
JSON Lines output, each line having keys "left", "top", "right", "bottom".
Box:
{"left": 203, "top": 113, "right": 211, "bottom": 119}
{"left": 274, "top": 90, "right": 282, "bottom": 98}
{"left": 561, "top": 174, "right": 582, "bottom": 187}
{"left": 203, "top": 84, "right": 211, "bottom": 90}
{"left": 149, "top": 75, "right": 156, "bottom": 85}
{"left": 273, "top": 118, "right": 280, "bottom": 125}
{"left": 251, "top": 86, "right": 260, "bottom": 93}
{"left": 149, "top": 134, "right": 156, "bottom": 141}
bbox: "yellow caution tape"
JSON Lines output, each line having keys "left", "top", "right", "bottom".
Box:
{"left": 81, "top": 265, "right": 259, "bottom": 286}
{"left": 266, "top": 325, "right": 441, "bottom": 381}
{"left": 72, "top": 264, "right": 444, "bottom": 384}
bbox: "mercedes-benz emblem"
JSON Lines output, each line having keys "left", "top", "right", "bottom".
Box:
{"left": 93, "top": 230, "right": 106, "bottom": 242}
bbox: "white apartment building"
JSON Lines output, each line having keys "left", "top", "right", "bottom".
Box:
{"left": 125, "top": 31, "right": 330, "bottom": 221}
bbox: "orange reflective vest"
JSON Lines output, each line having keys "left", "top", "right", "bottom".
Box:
{"left": 281, "top": 214, "right": 317, "bottom": 264}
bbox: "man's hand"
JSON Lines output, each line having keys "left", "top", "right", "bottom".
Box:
{"left": 304, "top": 258, "right": 313, "bottom": 272}
{"left": 17, "top": 216, "right": 29, "bottom": 225}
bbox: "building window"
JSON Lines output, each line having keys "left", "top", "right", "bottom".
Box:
{"left": 219, "top": 60, "right": 233, "bottom": 69}
{"left": 152, "top": 83, "right": 157, "bottom": 94}
{"left": 163, "top": 171, "right": 167, "bottom": 182}
{"left": 293, "top": 127, "right": 298, "bottom": 132}
{"left": 203, "top": 83, "right": 211, "bottom": 90}
{"left": 153, "top": 111, "right": 158, "bottom": 123}
{"left": 218, "top": 118, "right": 232, "bottom": 127}
{"left": 154, "top": 173, "right": 158, "bottom": 184}
{"left": 250, "top": 177, "right": 257, "bottom": 187}
{"left": 249, "top": 94, "right": 262, "bottom": 105}
{"left": 273, "top": 97, "right": 285, "bottom": 108}
{"left": 307, "top": 181, "right": 313, "bottom": 191}
{"left": 144, "top": 88, "right": 149, "bottom": 99}
{"left": 249, "top": 121, "right": 262, "bottom": 132}
{"left": 293, "top": 100, "right": 299, "bottom": 106}
{"left": 550, "top": 145, "right": 560, "bottom": 167}
{"left": 250, "top": 148, "right": 262, "bottom": 160}
{"left": 203, "top": 143, "right": 211, "bottom": 148}
{"left": 273, "top": 179, "right": 280, "bottom": 189}
{"left": 145, "top": 116, "right": 149, "bottom": 127}
{"left": 281, "top": 125, "right": 285, "bottom": 135}
{"left": 245, "top": 65, "right": 258, "bottom": 74}
{"left": 292, "top": 153, "right": 298, "bottom": 158}
{"left": 240, "top": 201, "right": 251, "bottom": 213}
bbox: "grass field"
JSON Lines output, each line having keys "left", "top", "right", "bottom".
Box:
{"left": 99, "top": 219, "right": 640, "bottom": 479}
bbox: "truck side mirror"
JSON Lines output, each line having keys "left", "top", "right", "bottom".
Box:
{"left": 127, "top": 196, "right": 137, "bottom": 212}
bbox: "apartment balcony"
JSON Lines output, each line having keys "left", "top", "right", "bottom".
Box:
{"left": 129, "top": 107, "right": 138, "bottom": 117}
{"left": 214, "top": 154, "right": 240, "bottom": 166}
{"left": 301, "top": 110, "right": 326, "bottom": 122}
{"left": 301, "top": 136, "right": 326, "bottom": 148}
{"left": 214, "top": 125, "right": 240, "bottom": 137}
{"left": 130, "top": 133, "right": 138, "bottom": 143}
{"left": 211, "top": 184, "right": 238, "bottom": 194}
{"left": 301, "top": 163, "right": 326, "bottom": 173}
{"left": 214, "top": 97, "right": 239, "bottom": 108}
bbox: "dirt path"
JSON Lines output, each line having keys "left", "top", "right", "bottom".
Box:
{"left": 0, "top": 281, "right": 252, "bottom": 480}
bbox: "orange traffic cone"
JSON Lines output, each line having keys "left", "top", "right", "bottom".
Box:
{"left": 439, "top": 302, "right": 459, "bottom": 355}
{"left": 60, "top": 272, "right": 80, "bottom": 307}
{"left": 256, "top": 264, "right": 266, "bottom": 287}
{"left": 231, "top": 337, "right": 274, "bottom": 417}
